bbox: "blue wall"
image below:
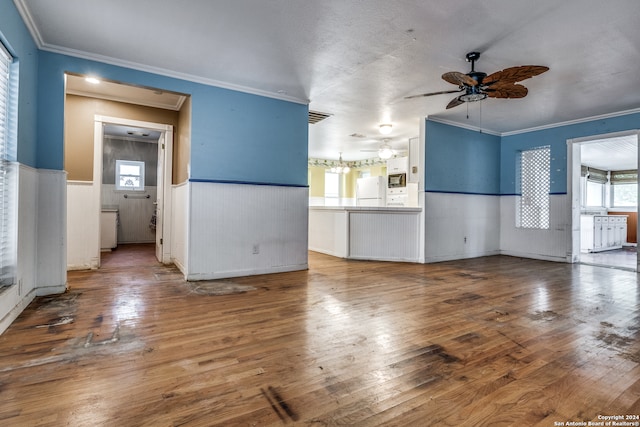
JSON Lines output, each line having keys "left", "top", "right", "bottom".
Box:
{"left": 38, "top": 52, "right": 309, "bottom": 186}
{"left": 500, "top": 112, "right": 640, "bottom": 195}
{"left": 0, "top": 0, "right": 39, "bottom": 166}
{"left": 2, "top": 0, "right": 308, "bottom": 186}
{"left": 425, "top": 120, "right": 501, "bottom": 195}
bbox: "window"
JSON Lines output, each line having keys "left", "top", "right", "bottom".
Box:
{"left": 115, "top": 160, "right": 145, "bottom": 191}
{"left": 0, "top": 42, "right": 16, "bottom": 287}
{"left": 611, "top": 169, "right": 637, "bottom": 207}
{"left": 581, "top": 166, "right": 607, "bottom": 208}
{"left": 324, "top": 171, "right": 339, "bottom": 205}
{"left": 585, "top": 181, "right": 604, "bottom": 207}
{"left": 516, "top": 146, "right": 550, "bottom": 229}
{"left": 612, "top": 184, "right": 637, "bottom": 207}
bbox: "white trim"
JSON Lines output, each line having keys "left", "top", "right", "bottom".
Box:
{"left": 502, "top": 108, "right": 640, "bottom": 137}
{"left": 14, "top": 0, "right": 306, "bottom": 105}
{"left": 93, "top": 121, "right": 103, "bottom": 268}
{"left": 12, "top": 0, "right": 45, "bottom": 48}
{"left": 429, "top": 108, "right": 640, "bottom": 138}
{"left": 566, "top": 129, "right": 639, "bottom": 145}
{"left": 66, "top": 88, "right": 185, "bottom": 112}
{"left": 94, "top": 115, "right": 174, "bottom": 265}
{"left": 499, "top": 250, "right": 568, "bottom": 263}
{"left": 0, "top": 37, "right": 12, "bottom": 59}
{"left": 0, "top": 288, "right": 35, "bottom": 335}
{"left": 426, "top": 116, "right": 502, "bottom": 136}
{"left": 95, "top": 115, "right": 173, "bottom": 132}
{"left": 43, "top": 45, "right": 308, "bottom": 105}
{"left": 566, "top": 129, "right": 640, "bottom": 271}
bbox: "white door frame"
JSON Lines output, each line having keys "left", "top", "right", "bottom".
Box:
{"left": 93, "top": 115, "right": 174, "bottom": 265}
{"left": 567, "top": 129, "right": 640, "bottom": 271}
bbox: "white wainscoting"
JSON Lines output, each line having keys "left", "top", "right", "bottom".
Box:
{"left": 187, "top": 182, "right": 309, "bottom": 280}
{"left": 349, "top": 210, "right": 420, "bottom": 261}
{"left": 424, "top": 192, "right": 501, "bottom": 263}
{"left": 171, "top": 182, "right": 188, "bottom": 276}
{"left": 308, "top": 208, "right": 349, "bottom": 257}
{"left": 1, "top": 166, "right": 67, "bottom": 335}
{"left": 17, "top": 165, "right": 38, "bottom": 297}
{"left": 67, "top": 181, "right": 99, "bottom": 270}
{"left": 1, "top": 165, "right": 38, "bottom": 334}
{"left": 308, "top": 206, "right": 421, "bottom": 262}
{"left": 102, "top": 184, "right": 157, "bottom": 243}
{"left": 36, "top": 169, "right": 67, "bottom": 295}
{"left": 500, "top": 194, "right": 571, "bottom": 262}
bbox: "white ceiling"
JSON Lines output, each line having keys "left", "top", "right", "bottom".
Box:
{"left": 15, "top": 0, "right": 640, "bottom": 161}
{"left": 581, "top": 134, "right": 638, "bottom": 171}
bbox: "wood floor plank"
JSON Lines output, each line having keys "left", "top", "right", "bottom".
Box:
{"left": 0, "top": 244, "right": 638, "bottom": 426}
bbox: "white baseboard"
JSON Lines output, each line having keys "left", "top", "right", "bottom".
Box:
{"left": 0, "top": 288, "right": 36, "bottom": 335}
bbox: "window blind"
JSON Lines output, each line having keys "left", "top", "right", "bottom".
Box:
{"left": 610, "top": 169, "right": 637, "bottom": 185}
{"left": 0, "top": 42, "right": 16, "bottom": 287}
{"left": 581, "top": 165, "right": 608, "bottom": 184}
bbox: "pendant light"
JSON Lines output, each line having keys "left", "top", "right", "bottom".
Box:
{"left": 330, "top": 153, "right": 350, "bottom": 174}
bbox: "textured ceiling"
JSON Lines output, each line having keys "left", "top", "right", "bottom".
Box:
{"left": 15, "top": 0, "right": 640, "bottom": 160}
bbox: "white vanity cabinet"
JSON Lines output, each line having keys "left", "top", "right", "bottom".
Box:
{"left": 580, "top": 215, "right": 627, "bottom": 253}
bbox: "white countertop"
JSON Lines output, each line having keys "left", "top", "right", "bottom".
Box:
{"left": 309, "top": 205, "right": 421, "bottom": 212}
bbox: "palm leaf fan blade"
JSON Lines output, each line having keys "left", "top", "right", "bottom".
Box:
{"left": 446, "top": 96, "right": 465, "bottom": 109}
{"left": 442, "top": 71, "right": 477, "bottom": 87}
{"left": 484, "top": 65, "right": 549, "bottom": 85}
{"left": 485, "top": 83, "right": 528, "bottom": 99}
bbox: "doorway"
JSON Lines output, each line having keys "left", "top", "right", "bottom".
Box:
{"left": 93, "top": 116, "right": 174, "bottom": 265}
{"left": 569, "top": 130, "right": 640, "bottom": 271}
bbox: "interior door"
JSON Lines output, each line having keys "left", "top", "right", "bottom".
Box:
{"left": 155, "top": 132, "right": 165, "bottom": 262}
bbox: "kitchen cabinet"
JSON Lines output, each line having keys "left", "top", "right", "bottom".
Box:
{"left": 387, "top": 156, "right": 408, "bottom": 174}
{"left": 580, "top": 215, "right": 627, "bottom": 252}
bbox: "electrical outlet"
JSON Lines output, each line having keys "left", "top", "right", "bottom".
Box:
{"left": 464, "top": 237, "right": 467, "bottom": 243}
{"left": 252, "top": 244, "right": 260, "bottom": 254}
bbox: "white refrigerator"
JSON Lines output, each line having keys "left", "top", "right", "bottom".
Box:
{"left": 356, "top": 176, "right": 386, "bottom": 206}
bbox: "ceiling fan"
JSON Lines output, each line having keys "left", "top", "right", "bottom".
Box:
{"left": 360, "top": 139, "right": 404, "bottom": 160}
{"left": 405, "top": 52, "right": 549, "bottom": 109}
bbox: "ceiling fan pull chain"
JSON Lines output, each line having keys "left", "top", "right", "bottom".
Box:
{"left": 479, "top": 99, "right": 483, "bottom": 133}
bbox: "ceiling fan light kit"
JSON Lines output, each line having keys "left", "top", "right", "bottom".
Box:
{"left": 378, "top": 144, "right": 394, "bottom": 160}
{"left": 406, "top": 51, "right": 549, "bottom": 109}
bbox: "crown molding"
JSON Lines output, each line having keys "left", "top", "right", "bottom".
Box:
{"left": 13, "top": 0, "right": 309, "bottom": 105}
{"left": 426, "top": 116, "right": 501, "bottom": 136}
{"left": 13, "top": 0, "right": 44, "bottom": 47}
{"left": 501, "top": 107, "right": 640, "bottom": 136}
{"left": 44, "top": 44, "right": 310, "bottom": 105}
{"left": 429, "top": 107, "right": 640, "bottom": 138}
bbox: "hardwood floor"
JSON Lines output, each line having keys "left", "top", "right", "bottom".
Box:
{"left": 1, "top": 246, "right": 639, "bottom": 426}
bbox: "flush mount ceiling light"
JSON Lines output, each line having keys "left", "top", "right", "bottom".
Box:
{"left": 85, "top": 76, "right": 101, "bottom": 84}
{"left": 379, "top": 124, "right": 393, "bottom": 135}
{"left": 330, "top": 153, "right": 350, "bottom": 174}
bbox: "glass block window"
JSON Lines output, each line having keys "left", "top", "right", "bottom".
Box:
{"left": 115, "top": 160, "right": 145, "bottom": 191}
{"left": 516, "top": 146, "right": 550, "bottom": 229}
